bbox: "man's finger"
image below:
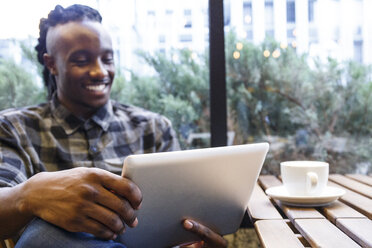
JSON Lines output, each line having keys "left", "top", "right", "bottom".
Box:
{"left": 94, "top": 187, "right": 138, "bottom": 228}
{"left": 84, "top": 201, "right": 125, "bottom": 234}
{"left": 78, "top": 217, "right": 118, "bottom": 240}
{"left": 98, "top": 169, "right": 142, "bottom": 210}
{"left": 183, "top": 220, "right": 227, "bottom": 248}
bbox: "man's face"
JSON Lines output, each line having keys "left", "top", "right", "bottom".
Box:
{"left": 45, "top": 20, "right": 115, "bottom": 118}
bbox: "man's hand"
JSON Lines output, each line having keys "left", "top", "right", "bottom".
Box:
{"left": 18, "top": 167, "right": 142, "bottom": 240}
{"left": 181, "top": 219, "right": 228, "bottom": 248}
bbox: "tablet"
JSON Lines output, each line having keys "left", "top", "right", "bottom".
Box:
{"left": 118, "top": 143, "right": 269, "bottom": 248}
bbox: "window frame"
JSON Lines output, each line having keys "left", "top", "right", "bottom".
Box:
{"left": 209, "top": 0, "right": 227, "bottom": 147}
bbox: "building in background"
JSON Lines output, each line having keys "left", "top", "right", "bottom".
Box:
{"left": 228, "top": 0, "right": 372, "bottom": 64}
{"left": 99, "top": 0, "right": 372, "bottom": 75}
{"left": 1, "top": 0, "right": 371, "bottom": 76}
{"left": 97, "top": 0, "right": 208, "bottom": 76}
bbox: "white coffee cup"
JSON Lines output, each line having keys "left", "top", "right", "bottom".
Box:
{"left": 280, "top": 161, "right": 329, "bottom": 196}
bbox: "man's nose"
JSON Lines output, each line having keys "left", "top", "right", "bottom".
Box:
{"left": 89, "top": 59, "right": 108, "bottom": 79}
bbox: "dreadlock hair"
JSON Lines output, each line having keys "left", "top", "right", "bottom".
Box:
{"left": 35, "top": 4, "right": 102, "bottom": 100}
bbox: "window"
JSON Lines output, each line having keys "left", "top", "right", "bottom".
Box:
{"left": 265, "top": 29, "right": 274, "bottom": 38}
{"left": 179, "top": 34, "right": 192, "bottom": 42}
{"left": 286, "top": 0, "right": 295, "bottom": 23}
{"left": 265, "top": 1, "right": 274, "bottom": 38}
{"left": 224, "top": 0, "right": 231, "bottom": 26}
{"left": 309, "top": 27, "right": 318, "bottom": 42}
{"left": 147, "top": 10, "right": 155, "bottom": 16}
{"left": 158, "top": 35, "right": 165, "bottom": 43}
{"left": 308, "top": 0, "right": 315, "bottom": 22}
{"left": 159, "top": 48, "right": 166, "bottom": 54}
{"left": 246, "top": 29, "right": 253, "bottom": 40}
{"left": 287, "top": 28, "right": 295, "bottom": 38}
{"left": 265, "top": 1, "right": 274, "bottom": 28}
{"left": 184, "top": 9, "right": 192, "bottom": 28}
{"left": 184, "top": 22, "right": 192, "bottom": 28}
{"left": 184, "top": 9, "right": 192, "bottom": 16}
{"left": 354, "top": 40, "right": 363, "bottom": 63}
{"left": 243, "top": 2, "right": 253, "bottom": 25}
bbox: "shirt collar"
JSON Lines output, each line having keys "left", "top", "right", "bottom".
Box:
{"left": 51, "top": 94, "right": 114, "bottom": 135}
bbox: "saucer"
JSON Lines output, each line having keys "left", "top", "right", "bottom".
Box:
{"left": 265, "top": 185, "right": 346, "bottom": 207}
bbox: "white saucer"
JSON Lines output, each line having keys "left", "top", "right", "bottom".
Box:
{"left": 265, "top": 185, "right": 346, "bottom": 207}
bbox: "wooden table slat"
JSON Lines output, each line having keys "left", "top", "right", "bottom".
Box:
{"left": 247, "top": 184, "right": 283, "bottom": 221}
{"left": 294, "top": 219, "right": 361, "bottom": 248}
{"left": 254, "top": 220, "right": 305, "bottom": 248}
{"left": 329, "top": 174, "right": 372, "bottom": 199}
{"left": 294, "top": 234, "right": 311, "bottom": 248}
{"left": 345, "top": 174, "right": 372, "bottom": 187}
{"left": 321, "top": 201, "right": 366, "bottom": 224}
{"left": 259, "top": 176, "right": 324, "bottom": 220}
{"left": 328, "top": 181, "right": 372, "bottom": 219}
{"left": 336, "top": 218, "right": 372, "bottom": 248}
{"left": 278, "top": 202, "right": 325, "bottom": 221}
{"left": 258, "top": 175, "right": 282, "bottom": 190}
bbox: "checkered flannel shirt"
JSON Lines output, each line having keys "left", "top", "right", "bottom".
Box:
{"left": 0, "top": 95, "right": 180, "bottom": 187}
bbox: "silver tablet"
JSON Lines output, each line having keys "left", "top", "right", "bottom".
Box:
{"left": 118, "top": 143, "right": 269, "bottom": 248}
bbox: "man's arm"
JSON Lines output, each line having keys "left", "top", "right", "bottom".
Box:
{"left": 0, "top": 114, "right": 137, "bottom": 239}
{"left": 0, "top": 167, "right": 142, "bottom": 240}
{"left": 0, "top": 184, "right": 34, "bottom": 239}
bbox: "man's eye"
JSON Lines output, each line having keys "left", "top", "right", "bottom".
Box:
{"left": 102, "top": 57, "right": 114, "bottom": 64}
{"left": 74, "top": 59, "right": 88, "bottom": 65}
{"left": 71, "top": 55, "right": 89, "bottom": 65}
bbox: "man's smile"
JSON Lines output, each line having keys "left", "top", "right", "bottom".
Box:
{"left": 84, "top": 83, "right": 109, "bottom": 92}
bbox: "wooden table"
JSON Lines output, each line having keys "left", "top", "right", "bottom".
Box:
{"left": 247, "top": 174, "right": 372, "bottom": 248}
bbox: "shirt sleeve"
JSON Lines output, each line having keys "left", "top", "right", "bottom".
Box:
{"left": 0, "top": 117, "right": 34, "bottom": 187}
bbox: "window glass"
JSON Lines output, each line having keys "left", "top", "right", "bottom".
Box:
{"left": 226, "top": 0, "right": 372, "bottom": 175}
{"left": 0, "top": 0, "right": 210, "bottom": 150}
{"left": 265, "top": 1, "right": 275, "bottom": 38}
{"left": 286, "top": 0, "right": 296, "bottom": 23}
{"left": 308, "top": 0, "right": 315, "bottom": 22}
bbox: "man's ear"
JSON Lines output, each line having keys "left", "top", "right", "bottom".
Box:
{"left": 43, "top": 53, "right": 58, "bottom": 75}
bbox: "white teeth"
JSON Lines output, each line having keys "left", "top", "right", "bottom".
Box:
{"left": 85, "top": 84, "right": 106, "bottom": 91}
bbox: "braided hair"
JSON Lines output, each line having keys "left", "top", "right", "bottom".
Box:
{"left": 35, "top": 4, "right": 102, "bottom": 100}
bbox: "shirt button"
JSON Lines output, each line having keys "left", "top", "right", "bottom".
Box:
{"left": 90, "top": 146, "right": 98, "bottom": 153}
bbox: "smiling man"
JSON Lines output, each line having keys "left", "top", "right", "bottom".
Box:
{"left": 0, "top": 4, "right": 227, "bottom": 248}
{"left": 44, "top": 20, "right": 115, "bottom": 118}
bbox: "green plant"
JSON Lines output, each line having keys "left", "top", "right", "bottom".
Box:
{"left": 0, "top": 58, "right": 45, "bottom": 110}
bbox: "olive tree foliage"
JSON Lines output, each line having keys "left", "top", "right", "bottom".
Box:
{"left": 226, "top": 32, "right": 314, "bottom": 141}
{"left": 111, "top": 49, "right": 209, "bottom": 148}
{"left": 0, "top": 39, "right": 46, "bottom": 110}
{"left": 225, "top": 31, "right": 372, "bottom": 174}
{"left": 0, "top": 59, "right": 45, "bottom": 110}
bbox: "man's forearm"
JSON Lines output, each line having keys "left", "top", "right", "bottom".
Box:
{"left": 0, "top": 184, "right": 34, "bottom": 239}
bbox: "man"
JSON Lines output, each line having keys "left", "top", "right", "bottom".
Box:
{"left": 0, "top": 4, "right": 227, "bottom": 248}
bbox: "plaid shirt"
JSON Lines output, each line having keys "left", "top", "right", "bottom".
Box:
{"left": 0, "top": 96, "right": 180, "bottom": 187}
